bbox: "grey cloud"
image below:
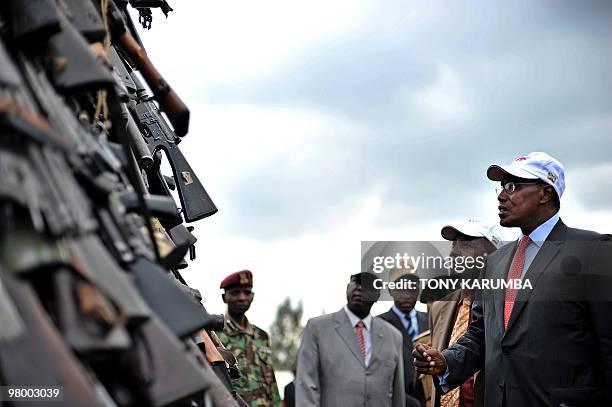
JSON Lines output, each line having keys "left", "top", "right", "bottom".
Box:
{"left": 195, "top": 0, "right": 612, "bottom": 238}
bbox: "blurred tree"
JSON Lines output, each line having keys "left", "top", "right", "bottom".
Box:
{"left": 269, "top": 297, "right": 303, "bottom": 371}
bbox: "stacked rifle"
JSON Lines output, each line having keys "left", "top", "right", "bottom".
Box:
{"left": 0, "top": 1, "right": 242, "bottom": 406}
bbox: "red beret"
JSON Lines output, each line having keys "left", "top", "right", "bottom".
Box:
{"left": 220, "top": 270, "right": 253, "bottom": 289}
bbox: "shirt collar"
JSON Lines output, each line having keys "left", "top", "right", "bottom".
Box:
{"left": 520, "top": 213, "right": 560, "bottom": 247}
{"left": 391, "top": 304, "right": 415, "bottom": 321}
{"left": 344, "top": 305, "right": 372, "bottom": 330}
{"left": 225, "top": 312, "right": 254, "bottom": 336}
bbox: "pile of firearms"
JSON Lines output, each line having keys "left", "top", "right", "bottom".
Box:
{"left": 0, "top": 1, "right": 243, "bottom": 406}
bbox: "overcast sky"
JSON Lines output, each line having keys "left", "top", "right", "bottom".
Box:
{"left": 133, "top": 0, "right": 612, "bottom": 330}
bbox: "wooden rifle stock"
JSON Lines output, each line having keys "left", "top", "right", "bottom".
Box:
{"left": 108, "top": 2, "right": 190, "bottom": 137}
{"left": 0, "top": 99, "right": 54, "bottom": 134}
{"left": 54, "top": 268, "right": 132, "bottom": 354}
{"left": 199, "top": 329, "right": 225, "bottom": 363}
{"left": 208, "top": 331, "right": 242, "bottom": 380}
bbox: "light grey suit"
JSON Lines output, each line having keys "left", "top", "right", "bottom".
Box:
{"left": 296, "top": 308, "right": 405, "bottom": 407}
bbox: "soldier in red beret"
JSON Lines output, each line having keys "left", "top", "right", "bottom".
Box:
{"left": 217, "top": 270, "right": 281, "bottom": 406}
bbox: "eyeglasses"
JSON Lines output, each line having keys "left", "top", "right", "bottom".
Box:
{"left": 495, "top": 181, "right": 542, "bottom": 196}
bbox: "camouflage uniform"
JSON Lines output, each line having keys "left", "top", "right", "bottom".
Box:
{"left": 218, "top": 315, "right": 281, "bottom": 407}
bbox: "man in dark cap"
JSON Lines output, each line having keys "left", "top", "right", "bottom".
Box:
{"left": 296, "top": 272, "right": 405, "bottom": 407}
{"left": 217, "top": 270, "right": 281, "bottom": 407}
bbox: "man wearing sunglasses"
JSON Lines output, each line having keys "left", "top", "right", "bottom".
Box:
{"left": 413, "top": 152, "right": 612, "bottom": 407}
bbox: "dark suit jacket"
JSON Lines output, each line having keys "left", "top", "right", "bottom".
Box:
{"left": 417, "top": 311, "right": 429, "bottom": 334}
{"left": 441, "top": 219, "right": 612, "bottom": 407}
{"left": 283, "top": 381, "right": 295, "bottom": 407}
{"left": 379, "top": 308, "right": 429, "bottom": 407}
{"left": 429, "top": 290, "right": 484, "bottom": 407}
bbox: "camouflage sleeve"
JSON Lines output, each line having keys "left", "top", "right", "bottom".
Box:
{"left": 231, "top": 375, "right": 248, "bottom": 398}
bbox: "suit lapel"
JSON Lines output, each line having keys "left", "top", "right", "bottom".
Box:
{"left": 334, "top": 309, "right": 365, "bottom": 367}
{"left": 437, "top": 291, "right": 460, "bottom": 348}
{"left": 504, "top": 221, "right": 565, "bottom": 334}
{"left": 386, "top": 310, "right": 406, "bottom": 336}
{"left": 417, "top": 311, "right": 429, "bottom": 332}
{"left": 369, "top": 317, "right": 385, "bottom": 366}
{"left": 492, "top": 244, "right": 516, "bottom": 331}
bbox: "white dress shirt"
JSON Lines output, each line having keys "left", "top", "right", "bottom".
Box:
{"left": 519, "top": 213, "right": 559, "bottom": 278}
{"left": 391, "top": 304, "right": 419, "bottom": 341}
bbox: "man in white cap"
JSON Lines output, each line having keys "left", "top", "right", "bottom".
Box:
{"left": 413, "top": 152, "right": 612, "bottom": 407}
{"left": 429, "top": 218, "right": 503, "bottom": 407}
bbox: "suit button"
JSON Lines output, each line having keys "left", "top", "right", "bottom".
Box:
{"left": 502, "top": 345, "right": 511, "bottom": 355}
{"left": 498, "top": 384, "right": 504, "bottom": 391}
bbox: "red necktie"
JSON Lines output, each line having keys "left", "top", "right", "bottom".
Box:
{"left": 356, "top": 321, "right": 366, "bottom": 359}
{"left": 504, "top": 236, "right": 531, "bottom": 329}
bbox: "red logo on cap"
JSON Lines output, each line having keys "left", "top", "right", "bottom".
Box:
{"left": 515, "top": 156, "right": 527, "bottom": 161}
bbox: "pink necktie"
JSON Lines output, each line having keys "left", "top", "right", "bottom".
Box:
{"left": 356, "top": 321, "right": 366, "bottom": 359}
{"left": 504, "top": 236, "right": 531, "bottom": 329}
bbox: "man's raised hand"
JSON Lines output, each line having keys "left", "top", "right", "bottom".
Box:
{"left": 413, "top": 344, "right": 447, "bottom": 375}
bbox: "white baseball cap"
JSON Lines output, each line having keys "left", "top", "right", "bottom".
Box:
{"left": 441, "top": 217, "right": 504, "bottom": 248}
{"left": 486, "top": 152, "right": 565, "bottom": 198}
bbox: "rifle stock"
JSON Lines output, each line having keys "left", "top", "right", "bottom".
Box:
{"left": 0, "top": 37, "right": 73, "bottom": 150}
{"left": 66, "top": 236, "right": 153, "bottom": 326}
{"left": 164, "top": 140, "right": 218, "bottom": 222}
{"left": 130, "top": 256, "right": 215, "bottom": 338}
{"left": 0, "top": 271, "right": 111, "bottom": 406}
{"left": 131, "top": 94, "right": 217, "bottom": 222}
{"left": 0, "top": 145, "right": 85, "bottom": 237}
{"left": 59, "top": 0, "right": 106, "bottom": 42}
{"left": 124, "top": 316, "right": 213, "bottom": 406}
{"left": 0, "top": 270, "right": 26, "bottom": 342}
{"left": 47, "top": 9, "right": 114, "bottom": 94}
{"left": 0, "top": 99, "right": 70, "bottom": 150}
{"left": 53, "top": 268, "right": 132, "bottom": 355}
{"left": 2, "top": 0, "right": 61, "bottom": 46}
{"left": 0, "top": 38, "right": 22, "bottom": 87}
